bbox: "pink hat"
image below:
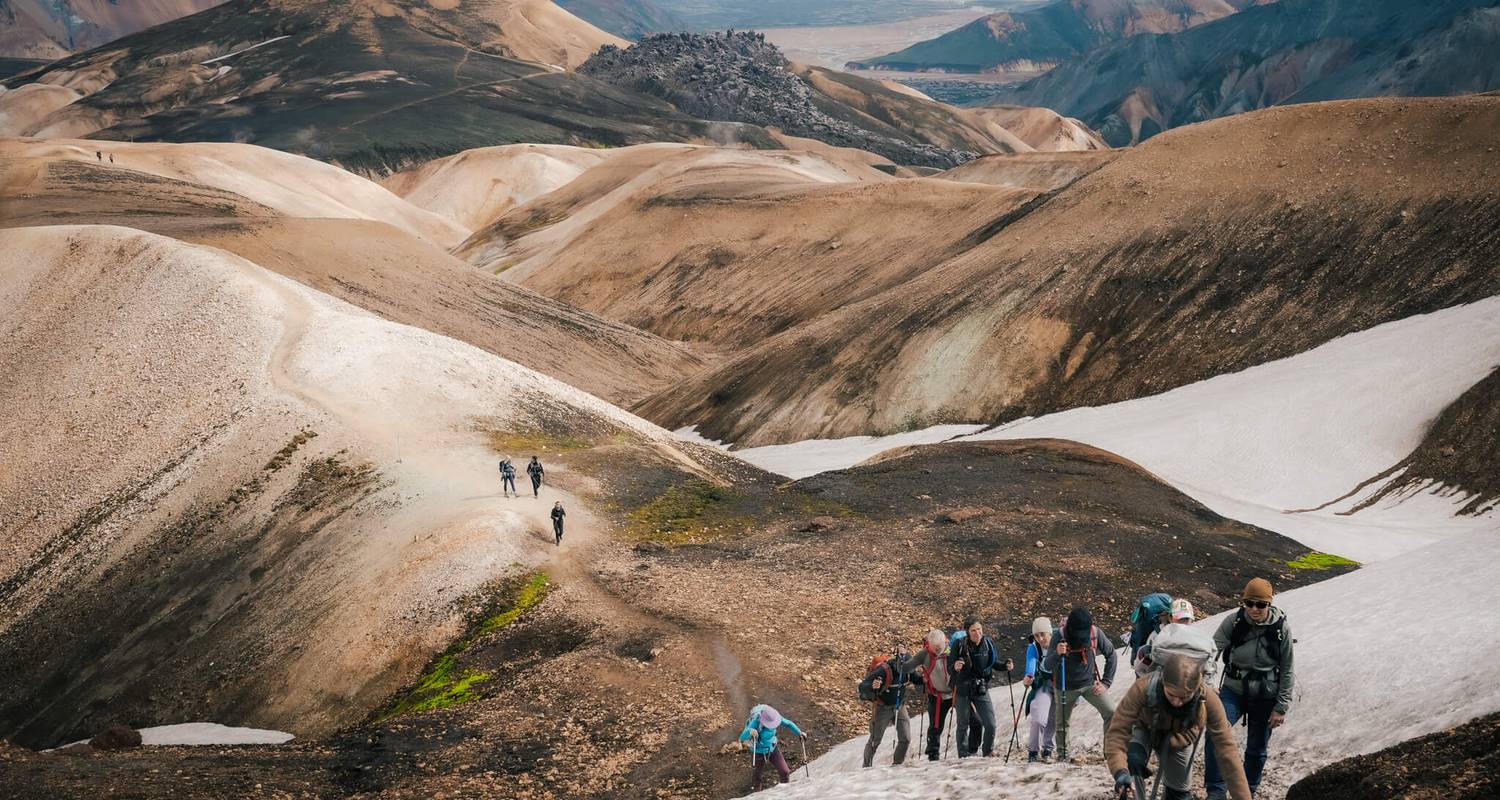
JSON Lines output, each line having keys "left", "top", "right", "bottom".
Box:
{"left": 1171, "top": 598, "right": 1195, "bottom": 622}
{"left": 759, "top": 707, "right": 782, "bottom": 728}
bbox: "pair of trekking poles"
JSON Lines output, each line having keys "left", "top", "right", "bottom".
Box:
{"left": 748, "top": 734, "right": 810, "bottom": 781}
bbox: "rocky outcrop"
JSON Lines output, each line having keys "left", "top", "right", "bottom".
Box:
{"left": 581, "top": 32, "right": 978, "bottom": 168}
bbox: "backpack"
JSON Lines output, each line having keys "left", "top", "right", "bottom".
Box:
{"left": 1224, "top": 609, "right": 1287, "bottom": 664}
{"left": 1129, "top": 593, "right": 1173, "bottom": 659}
{"left": 858, "top": 655, "right": 904, "bottom": 706}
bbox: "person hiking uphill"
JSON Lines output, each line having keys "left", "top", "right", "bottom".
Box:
{"left": 1129, "top": 593, "right": 1174, "bottom": 662}
{"left": 739, "top": 704, "right": 805, "bottom": 790}
{"left": 498, "top": 458, "right": 518, "bottom": 497}
{"left": 1204, "top": 578, "right": 1294, "bottom": 800}
{"left": 1104, "top": 625, "right": 1251, "bottom": 800}
{"left": 1023, "top": 616, "right": 1057, "bottom": 762}
{"left": 859, "top": 644, "right": 916, "bottom": 767}
{"left": 1134, "top": 599, "right": 1196, "bottom": 677}
{"left": 550, "top": 501, "right": 565, "bottom": 545}
{"left": 526, "top": 456, "right": 544, "bottom": 498}
{"left": 948, "top": 618, "right": 1011, "bottom": 757}
{"left": 906, "top": 629, "right": 957, "bottom": 760}
{"left": 1048, "top": 606, "right": 1119, "bottom": 762}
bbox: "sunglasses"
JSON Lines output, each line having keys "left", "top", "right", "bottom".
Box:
{"left": 1241, "top": 600, "right": 1270, "bottom": 610}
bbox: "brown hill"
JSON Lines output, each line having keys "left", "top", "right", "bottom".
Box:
{"left": 938, "top": 149, "right": 1120, "bottom": 190}
{"left": 636, "top": 96, "right": 1500, "bottom": 445}
{"left": 0, "top": 138, "right": 705, "bottom": 405}
{"left": 971, "top": 104, "right": 1109, "bottom": 151}
{"left": 453, "top": 143, "right": 1035, "bottom": 350}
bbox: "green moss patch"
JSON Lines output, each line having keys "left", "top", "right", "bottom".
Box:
{"left": 1288, "top": 551, "right": 1360, "bottom": 570}
{"left": 627, "top": 479, "right": 751, "bottom": 545}
{"left": 377, "top": 571, "right": 551, "bottom": 721}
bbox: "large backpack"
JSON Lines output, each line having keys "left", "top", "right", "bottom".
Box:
{"left": 1143, "top": 623, "right": 1218, "bottom": 721}
{"left": 1129, "top": 593, "right": 1173, "bottom": 660}
{"left": 858, "top": 655, "right": 906, "bottom": 706}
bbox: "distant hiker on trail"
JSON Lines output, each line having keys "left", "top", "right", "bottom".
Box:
{"left": 739, "top": 704, "right": 805, "bottom": 791}
{"left": 95, "top": 150, "right": 101, "bottom": 161}
{"left": 551, "top": 501, "right": 565, "bottom": 546}
{"left": 526, "top": 456, "right": 544, "bottom": 497}
{"left": 1048, "top": 607, "right": 1119, "bottom": 762}
{"left": 1105, "top": 625, "right": 1251, "bottom": 800}
{"left": 1204, "top": 579, "right": 1294, "bottom": 800}
{"left": 1134, "top": 599, "right": 1196, "bottom": 677}
{"left": 1129, "top": 593, "right": 1174, "bottom": 662}
{"left": 498, "top": 458, "right": 517, "bottom": 497}
{"left": 108, "top": 153, "right": 114, "bottom": 164}
{"left": 906, "top": 629, "right": 957, "bottom": 760}
{"left": 948, "top": 618, "right": 1010, "bottom": 757}
{"left": 859, "top": 644, "right": 914, "bottom": 767}
{"left": 1023, "top": 616, "right": 1057, "bottom": 762}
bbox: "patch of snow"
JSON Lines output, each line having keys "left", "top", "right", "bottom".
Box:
{"left": 208, "top": 65, "right": 232, "bottom": 82}
{"left": 201, "top": 36, "right": 291, "bottom": 65}
{"left": 47, "top": 722, "right": 294, "bottom": 750}
{"left": 690, "top": 425, "right": 987, "bottom": 480}
{"left": 766, "top": 528, "right": 1500, "bottom": 799}
{"left": 719, "top": 298, "right": 1500, "bottom": 563}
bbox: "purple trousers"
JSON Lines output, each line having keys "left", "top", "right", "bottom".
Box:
{"left": 752, "top": 747, "right": 791, "bottom": 789}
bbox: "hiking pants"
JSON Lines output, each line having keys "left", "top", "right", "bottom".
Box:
{"left": 1054, "top": 685, "right": 1116, "bottom": 757}
{"left": 923, "top": 693, "right": 954, "bottom": 760}
{"left": 1027, "top": 686, "right": 1056, "bottom": 753}
{"left": 502, "top": 475, "right": 516, "bottom": 495}
{"left": 553, "top": 517, "right": 564, "bottom": 544}
{"left": 954, "top": 689, "right": 996, "bottom": 757}
{"left": 752, "top": 747, "right": 790, "bottom": 790}
{"left": 1205, "top": 687, "right": 1275, "bottom": 795}
{"left": 862, "top": 702, "right": 911, "bottom": 767}
{"left": 1131, "top": 725, "right": 1196, "bottom": 795}
{"left": 530, "top": 475, "right": 541, "bottom": 496}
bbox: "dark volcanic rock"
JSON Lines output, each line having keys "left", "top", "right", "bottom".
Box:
{"left": 581, "top": 31, "right": 977, "bottom": 168}
{"left": 1287, "top": 711, "right": 1500, "bottom": 800}
{"left": 89, "top": 724, "right": 142, "bottom": 750}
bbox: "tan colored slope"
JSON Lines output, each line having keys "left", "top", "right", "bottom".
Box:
{"left": 939, "top": 149, "right": 1120, "bottom": 191}
{"left": 477, "top": 0, "right": 628, "bottom": 70}
{"left": 0, "top": 223, "right": 720, "bottom": 746}
{"left": 381, "top": 143, "right": 617, "bottom": 232}
{"left": 0, "top": 139, "right": 467, "bottom": 247}
{"left": 455, "top": 144, "right": 1035, "bottom": 349}
{"left": 638, "top": 96, "right": 1500, "bottom": 445}
{"left": 0, "top": 140, "right": 706, "bottom": 406}
{"left": 0, "top": 84, "right": 82, "bottom": 136}
{"left": 972, "top": 104, "right": 1109, "bottom": 151}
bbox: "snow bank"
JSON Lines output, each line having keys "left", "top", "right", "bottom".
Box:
{"left": 764, "top": 528, "right": 1500, "bottom": 799}
{"left": 720, "top": 298, "right": 1500, "bottom": 563}
{"left": 139, "top": 723, "right": 294, "bottom": 746}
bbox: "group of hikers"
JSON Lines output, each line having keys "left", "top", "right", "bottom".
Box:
{"left": 741, "top": 578, "right": 1294, "bottom": 799}
{"left": 498, "top": 455, "right": 566, "bottom": 545}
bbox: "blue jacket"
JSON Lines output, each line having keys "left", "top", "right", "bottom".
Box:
{"left": 739, "top": 705, "right": 804, "bottom": 754}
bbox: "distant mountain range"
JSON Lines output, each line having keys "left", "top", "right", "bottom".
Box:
{"left": 987, "top": 0, "right": 1500, "bottom": 144}
{"left": 556, "top": 0, "right": 683, "bottom": 38}
{"left": 0, "top": 0, "right": 225, "bottom": 59}
{"left": 854, "top": 0, "right": 1271, "bottom": 73}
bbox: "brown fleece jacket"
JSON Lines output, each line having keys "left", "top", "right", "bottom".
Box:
{"left": 1104, "top": 675, "right": 1252, "bottom": 800}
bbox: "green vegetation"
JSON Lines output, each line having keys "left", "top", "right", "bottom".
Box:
{"left": 1288, "top": 551, "right": 1360, "bottom": 570}
{"left": 378, "top": 571, "right": 551, "bottom": 721}
{"left": 487, "top": 428, "right": 597, "bottom": 455}
{"left": 627, "top": 479, "right": 750, "bottom": 545}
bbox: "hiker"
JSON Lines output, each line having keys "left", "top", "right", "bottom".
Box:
{"left": 551, "top": 501, "right": 565, "bottom": 545}
{"left": 95, "top": 150, "right": 101, "bottom": 161}
{"left": 1048, "top": 607, "right": 1119, "bottom": 762}
{"left": 1134, "top": 599, "right": 1196, "bottom": 677}
{"left": 1203, "top": 579, "right": 1294, "bottom": 800}
{"left": 526, "top": 456, "right": 544, "bottom": 497}
{"left": 1129, "top": 593, "right": 1174, "bottom": 661}
{"left": 1023, "top": 616, "right": 1057, "bottom": 762}
{"left": 1105, "top": 624, "right": 1251, "bottom": 800}
{"left": 906, "top": 629, "right": 957, "bottom": 760}
{"left": 498, "top": 458, "right": 517, "bottom": 497}
{"left": 739, "top": 704, "right": 805, "bottom": 791}
{"left": 949, "top": 618, "right": 1009, "bottom": 757}
{"left": 108, "top": 153, "right": 114, "bottom": 163}
{"left": 859, "top": 645, "right": 914, "bottom": 767}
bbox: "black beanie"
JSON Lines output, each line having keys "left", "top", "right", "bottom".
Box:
{"left": 1065, "top": 607, "right": 1093, "bottom": 646}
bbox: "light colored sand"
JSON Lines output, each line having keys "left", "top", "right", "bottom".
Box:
{"left": 972, "top": 104, "right": 1109, "bottom": 151}
{"left": 0, "top": 83, "right": 81, "bottom": 136}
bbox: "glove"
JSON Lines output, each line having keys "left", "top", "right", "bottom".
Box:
{"left": 1114, "top": 769, "right": 1133, "bottom": 798}
{"left": 1126, "top": 740, "right": 1152, "bottom": 779}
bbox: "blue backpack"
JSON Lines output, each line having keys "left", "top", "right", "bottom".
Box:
{"left": 1129, "top": 593, "right": 1173, "bottom": 660}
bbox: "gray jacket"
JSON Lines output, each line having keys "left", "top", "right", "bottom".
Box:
{"left": 1213, "top": 607, "right": 1295, "bottom": 714}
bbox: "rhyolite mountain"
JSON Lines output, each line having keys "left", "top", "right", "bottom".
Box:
{"left": 0, "top": 0, "right": 226, "bottom": 59}
{"left": 988, "top": 0, "right": 1500, "bottom": 144}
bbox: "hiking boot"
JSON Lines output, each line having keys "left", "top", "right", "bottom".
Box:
{"left": 1206, "top": 791, "right": 1228, "bottom": 800}
{"left": 1027, "top": 751, "right": 1038, "bottom": 763}
{"left": 1040, "top": 750, "right": 1053, "bottom": 762}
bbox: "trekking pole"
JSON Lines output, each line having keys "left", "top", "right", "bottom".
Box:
{"left": 800, "top": 734, "right": 811, "bottom": 779}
